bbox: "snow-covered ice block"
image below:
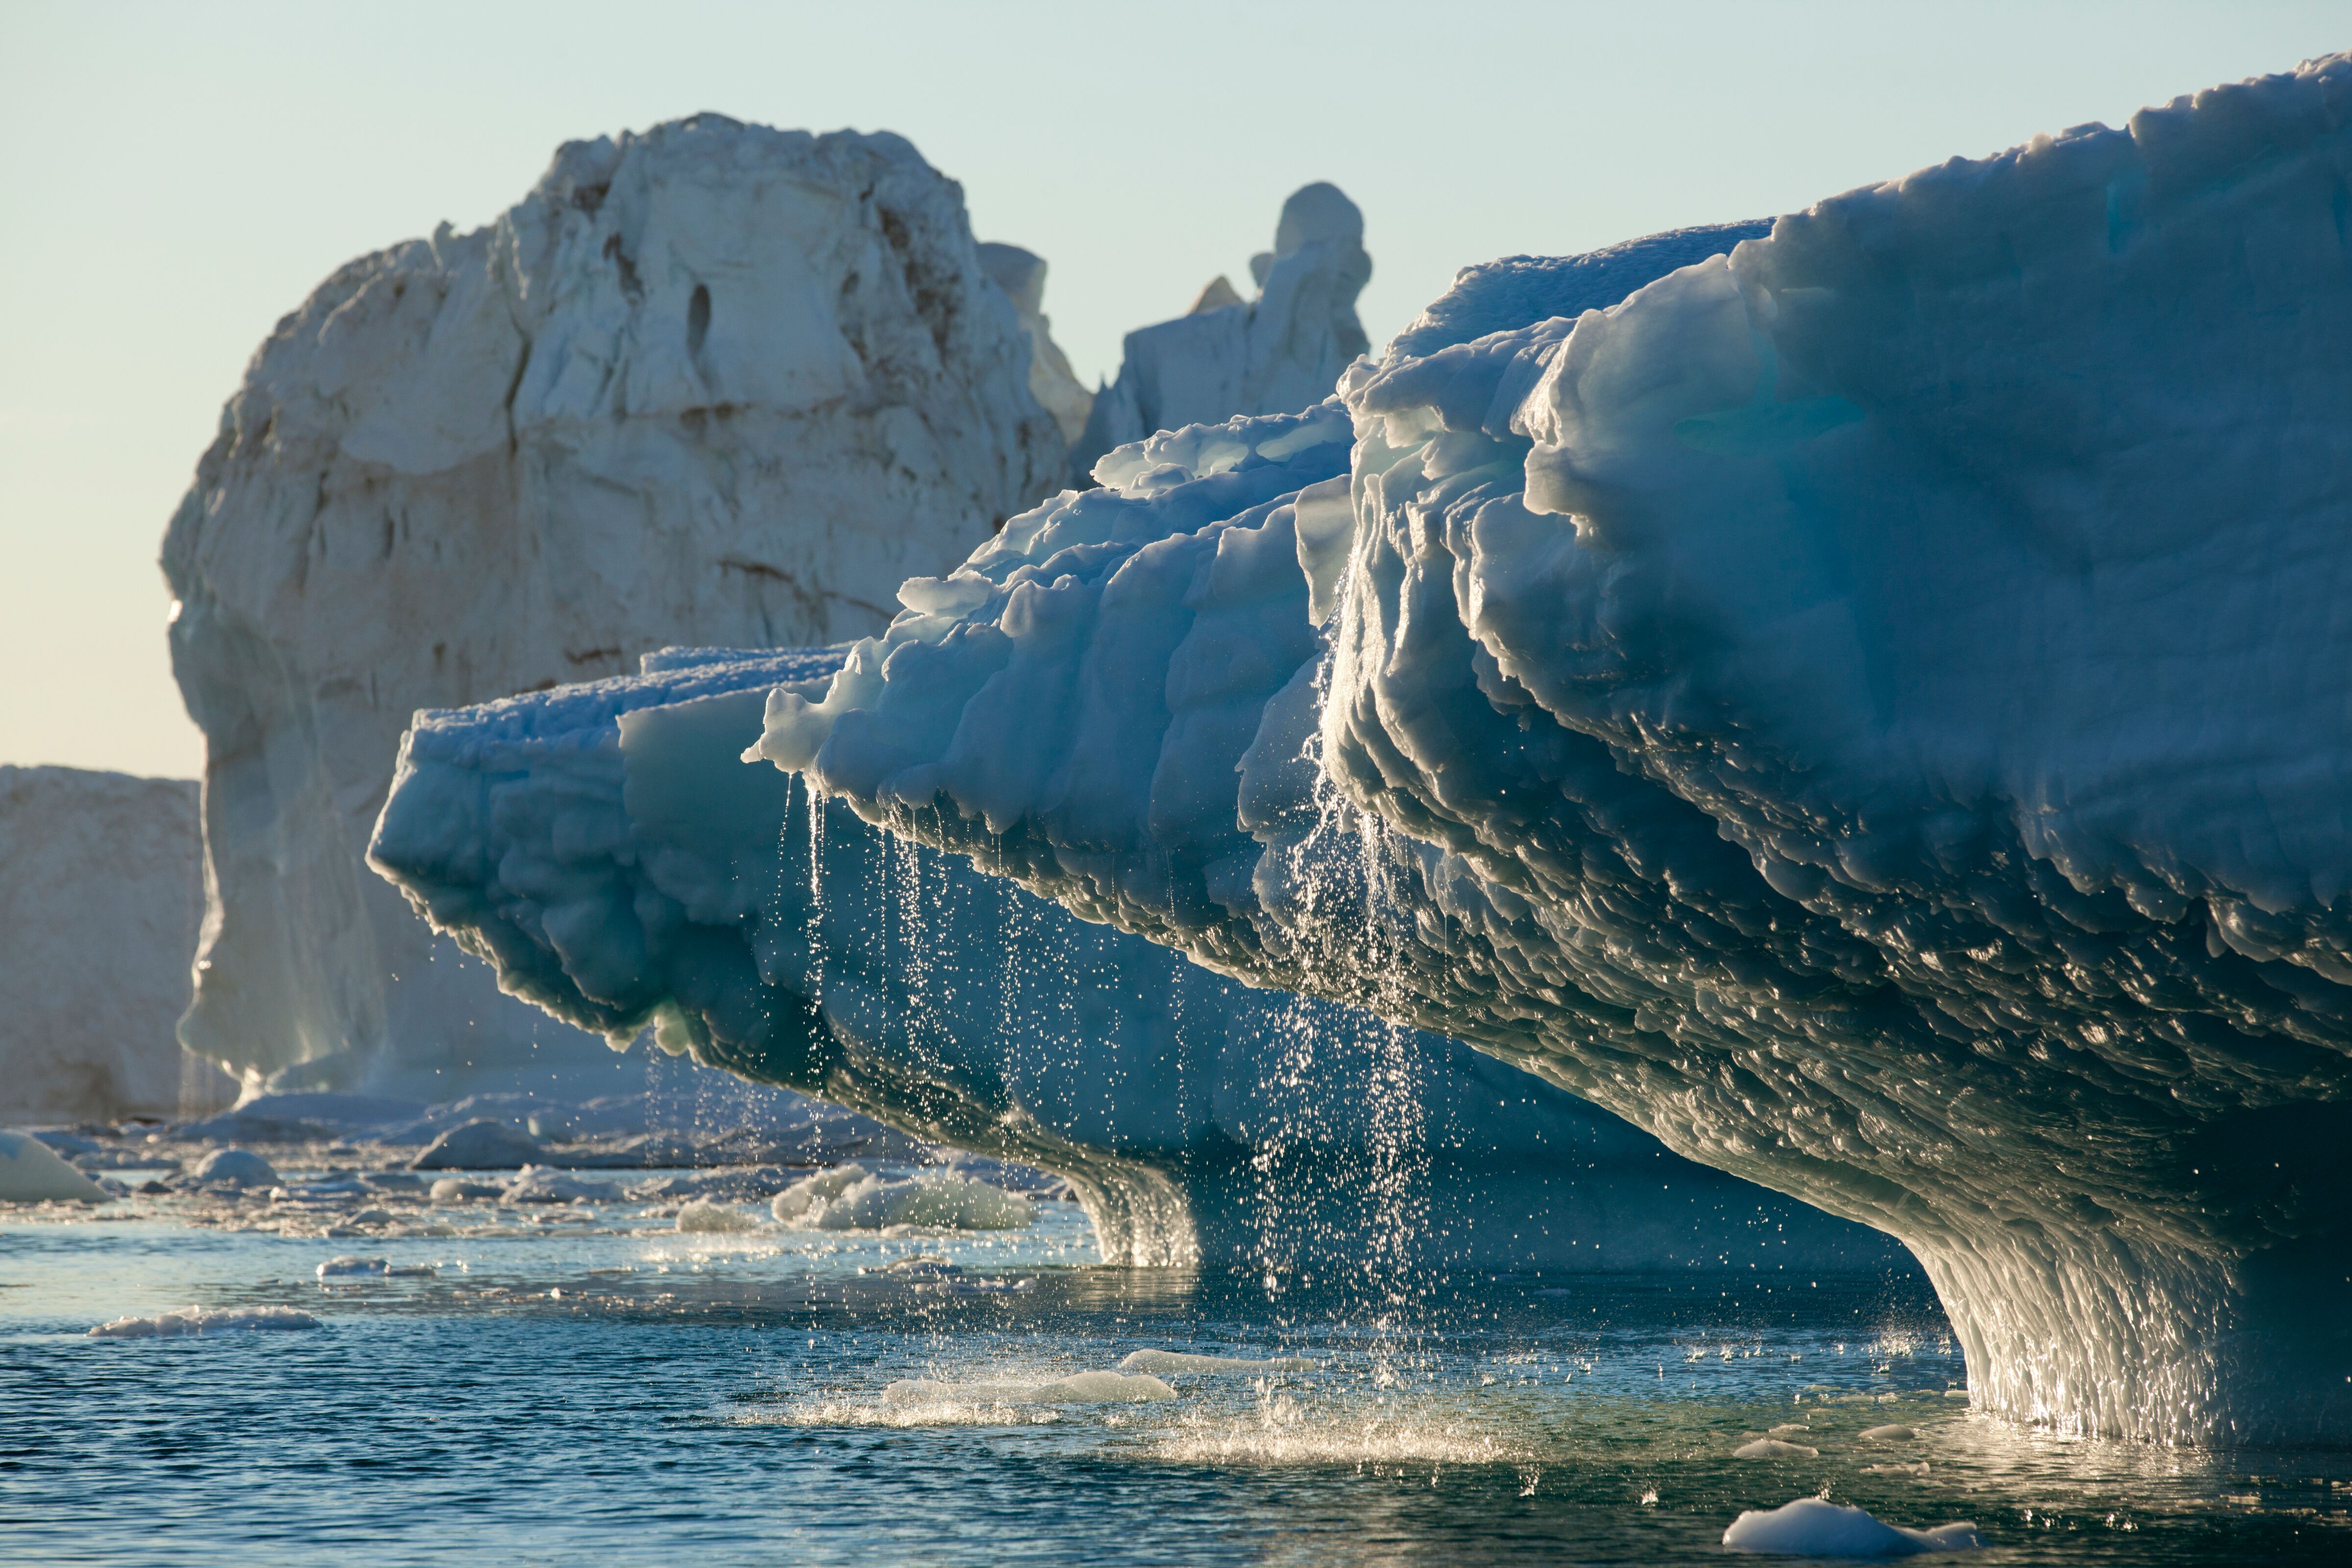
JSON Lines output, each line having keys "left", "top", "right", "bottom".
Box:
{"left": 88, "top": 1305, "right": 322, "bottom": 1339}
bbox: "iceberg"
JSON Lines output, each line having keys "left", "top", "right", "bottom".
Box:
{"left": 0, "top": 766, "right": 206, "bottom": 1121}
{"left": 162, "top": 115, "right": 1070, "bottom": 1092}
{"left": 368, "top": 629, "right": 1899, "bottom": 1272}
{"left": 1067, "top": 183, "right": 1374, "bottom": 483}
{"left": 734, "top": 57, "right": 2352, "bottom": 1443}
{"left": 0, "top": 1130, "right": 110, "bottom": 1202}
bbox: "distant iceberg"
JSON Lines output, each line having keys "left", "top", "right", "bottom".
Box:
{"left": 724, "top": 55, "right": 2352, "bottom": 1443}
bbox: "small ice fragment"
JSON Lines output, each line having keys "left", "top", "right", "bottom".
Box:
{"left": 428, "top": 1177, "right": 502, "bottom": 1202}
{"left": 0, "top": 1131, "right": 109, "bottom": 1202}
{"left": 881, "top": 1371, "right": 1176, "bottom": 1406}
{"left": 88, "top": 1305, "right": 321, "bottom": 1338}
{"left": 502, "top": 1165, "right": 618, "bottom": 1204}
{"left": 1768, "top": 1422, "right": 1813, "bottom": 1438}
{"left": 770, "top": 1164, "right": 1032, "bottom": 1231}
{"left": 1734, "top": 1438, "right": 1820, "bottom": 1459}
{"left": 1118, "top": 1349, "right": 1317, "bottom": 1374}
{"left": 317, "top": 1256, "right": 391, "bottom": 1277}
{"left": 1723, "top": 1497, "right": 1982, "bottom": 1556}
{"left": 676, "top": 1200, "right": 760, "bottom": 1233}
{"left": 1861, "top": 1424, "right": 1918, "bottom": 1442}
{"left": 192, "top": 1148, "right": 279, "bottom": 1189}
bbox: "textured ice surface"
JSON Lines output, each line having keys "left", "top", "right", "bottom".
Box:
{"left": 190, "top": 1149, "right": 278, "bottom": 1189}
{"left": 769, "top": 1164, "right": 1034, "bottom": 1231}
{"left": 0, "top": 1131, "right": 109, "bottom": 1202}
{"left": 162, "top": 115, "right": 1069, "bottom": 1094}
{"left": 743, "top": 56, "right": 2352, "bottom": 1442}
{"left": 1069, "top": 183, "right": 1371, "bottom": 482}
{"left": 0, "top": 767, "right": 203, "bottom": 1121}
{"left": 86, "top": 1305, "right": 323, "bottom": 1339}
{"left": 1721, "top": 1498, "right": 1982, "bottom": 1557}
{"left": 370, "top": 626, "right": 1899, "bottom": 1272}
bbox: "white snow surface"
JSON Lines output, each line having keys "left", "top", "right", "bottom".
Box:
{"left": 1068, "top": 183, "right": 1371, "bottom": 481}
{"left": 87, "top": 1305, "right": 323, "bottom": 1339}
{"left": 0, "top": 767, "right": 203, "bottom": 1121}
{"left": 0, "top": 1131, "right": 109, "bottom": 1202}
{"left": 739, "top": 56, "right": 2352, "bottom": 1443}
{"left": 162, "top": 114, "right": 1068, "bottom": 1092}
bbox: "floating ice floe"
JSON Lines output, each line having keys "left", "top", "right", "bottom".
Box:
{"left": 502, "top": 1166, "right": 619, "bottom": 1204}
{"left": 0, "top": 1130, "right": 109, "bottom": 1202}
{"left": 191, "top": 1148, "right": 277, "bottom": 1188}
{"left": 675, "top": 1200, "right": 761, "bottom": 1233}
{"left": 1735, "top": 1439, "right": 1820, "bottom": 1459}
{"left": 1118, "top": 1349, "right": 1317, "bottom": 1375}
{"left": 317, "top": 1256, "right": 390, "bottom": 1277}
{"left": 88, "top": 1305, "right": 322, "bottom": 1338}
{"left": 1861, "top": 1424, "right": 1918, "bottom": 1442}
{"left": 1722, "top": 1498, "right": 1981, "bottom": 1557}
{"left": 882, "top": 1371, "right": 1176, "bottom": 1406}
{"left": 770, "top": 1165, "right": 1033, "bottom": 1231}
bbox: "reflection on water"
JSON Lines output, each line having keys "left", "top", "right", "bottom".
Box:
{"left": 3, "top": 1187, "right": 2349, "bottom": 1565}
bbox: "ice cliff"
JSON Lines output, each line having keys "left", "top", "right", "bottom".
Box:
{"left": 0, "top": 767, "right": 204, "bottom": 1121}
{"left": 739, "top": 58, "right": 2352, "bottom": 1443}
{"left": 1068, "top": 183, "right": 1372, "bottom": 482}
{"left": 368, "top": 640, "right": 1896, "bottom": 1273}
{"left": 162, "top": 116, "right": 1070, "bottom": 1090}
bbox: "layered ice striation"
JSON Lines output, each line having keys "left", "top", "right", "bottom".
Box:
{"left": 743, "top": 57, "right": 2352, "bottom": 1443}
{"left": 369, "top": 629, "right": 1899, "bottom": 1272}
{"left": 163, "top": 115, "right": 1070, "bottom": 1091}
{"left": 1068, "top": 183, "right": 1374, "bottom": 482}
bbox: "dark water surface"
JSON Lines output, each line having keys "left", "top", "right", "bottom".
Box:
{"left": 4, "top": 1200, "right": 2348, "bottom": 1565}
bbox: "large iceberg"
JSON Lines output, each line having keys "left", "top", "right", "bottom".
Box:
{"left": 1068, "top": 183, "right": 1374, "bottom": 483}
{"left": 368, "top": 634, "right": 1899, "bottom": 1272}
{"left": 162, "top": 116, "right": 1070, "bottom": 1090}
{"left": 0, "top": 766, "right": 208, "bottom": 1121}
{"left": 740, "top": 58, "right": 2352, "bottom": 1443}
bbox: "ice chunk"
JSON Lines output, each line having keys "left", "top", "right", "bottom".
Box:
{"left": 1722, "top": 1498, "right": 1982, "bottom": 1557}
{"left": 977, "top": 241, "right": 1093, "bottom": 446}
{"left": 0, "top": 1130, "right": 110, "bottom": 1202}
{"left": 162, "top": 117, "right": 1069, "bottom": 1099}
{"left": 502, "top": 1166, "right": 618, "bottom": 1204}
{"left": 88, "top": 1305, "right": 322, "bottom": 1339}
{"left": 0, "top": 766, "right": 204, "bottom": 1124}
{"left": 428, "top": 1177, "right": 503, "bottom": 1202}
{"left": 1069, "top": 182, "right": 1371, "bottom": 482}
{"left": 675, "top": 1200, "right": 761, "bottom": 1233}
{"left": 191, "top": 1148, "right": 278, "bottom": 1189}
{"left": 756, "top": 51, "right": 2352, "bottom": 1446}
{"left": 1117, "top": 1349, "right": 1316, "bottom": 1375}
{"left": 1861, "top": 1425, "right": 1918, "bottom": 1442}
{"left": 410, "top": 1121, "right": 542, "bottom": 1171}
{"left": 881, "top": 1371, "right": 1176, "bottom": 1406}
{"left": 1734, "top": 1438, "right": 1819, "bottom": 1459}
{"left": 316, "top": 1256, "right": 390, "bottom": 1277}
{"left": 770, "top": 1165, "right": 1033, "bottom": 1231}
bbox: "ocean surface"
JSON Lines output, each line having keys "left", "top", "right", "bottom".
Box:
{"left": 5, "top": 1168, "right": 2349, "bottom": 1566}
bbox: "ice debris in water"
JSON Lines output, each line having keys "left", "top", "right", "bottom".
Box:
{"left": 88, "top": 1305, "right": 322, "bottom": 1338}
{"left": 429, "top": 1178, "right": 505, "bottom": 1202}
{"left": 675, "top": 1200, "right": 761, "bottom": 1233}
{"left": 1735, "top": 1438, "right": 1821, "bottom": 1459}
{"left": 770, "top": 1164, "right": 1033, "bottom": 1231}
{"left": 882, "top": 1372, "right": 1176, "bottom": 1406}
{"left": 192, "top": 1149, "right": 277, "bottom": 1188}
{"left": 502, "top": 1166, "right": 619, "bottom": 1204}
{"left": 1723, "top": 1498, "right": 1982, "bottom": 1557}
{"left": 1118, "top": 1349, "right": 1317, "bottom": 1375}
{"left": 317, "top": 1256, "right": 390, "bottom": 1277}
{"left": 1861, "top": 1424, "right": 1918, "bottom": 1442}
{"left": 0, "top": 1130, "right": 108, "bottom": 1202}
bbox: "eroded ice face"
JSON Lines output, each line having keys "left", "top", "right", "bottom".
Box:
{"left": 744, "top": 55, "right": 2352, "bottom": 1445}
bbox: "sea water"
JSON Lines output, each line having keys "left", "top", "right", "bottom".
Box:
{"left": 4, "top": 1175, "right": 2349, "bottom": 1565}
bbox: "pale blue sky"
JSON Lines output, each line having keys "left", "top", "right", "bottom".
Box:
{"left": 4, "top": 0, "right": 2343, "bottom": 780}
